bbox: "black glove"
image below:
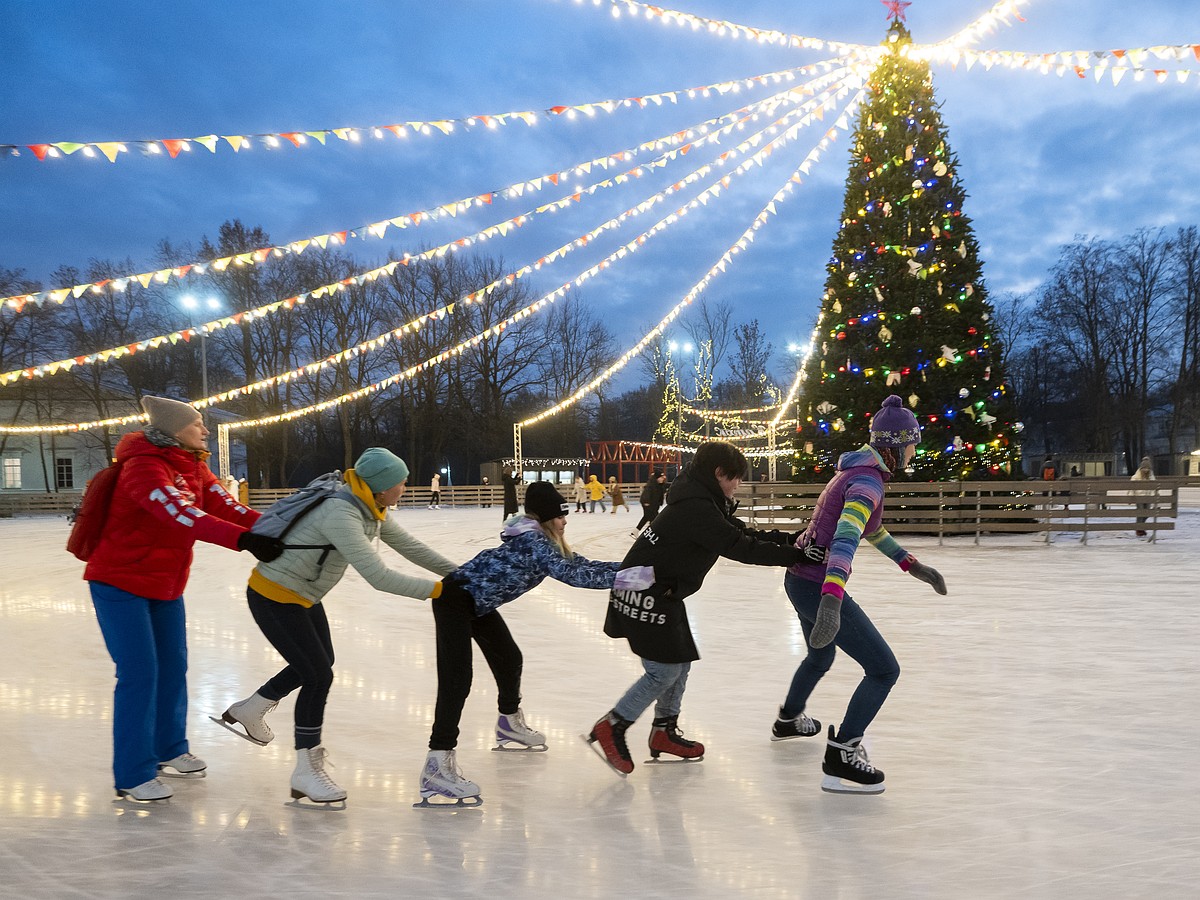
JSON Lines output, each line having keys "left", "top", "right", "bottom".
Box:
{"left": 237, "top": 531, "right": 285, "bottom": 562}
{"left": 435, "top": 579, "right": 474, "bottom": 605}
{"left": 908, "top": 558, "right": 947, "bottom": 595}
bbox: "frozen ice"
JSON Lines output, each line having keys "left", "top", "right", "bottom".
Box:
{"left": 1, "top": 499, "right": 1198, "bottom": 898}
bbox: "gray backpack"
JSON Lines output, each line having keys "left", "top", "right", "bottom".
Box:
{"left": 250, "top": 471, "right": 346, "bottom": 566}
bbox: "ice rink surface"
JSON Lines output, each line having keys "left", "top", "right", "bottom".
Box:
{"left": 1, "top": 504, "right": 1198, "bottom": 899}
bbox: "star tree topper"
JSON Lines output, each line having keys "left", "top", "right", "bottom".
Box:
{"left": 882, "top": 0, "right": 912, "bottom": 21}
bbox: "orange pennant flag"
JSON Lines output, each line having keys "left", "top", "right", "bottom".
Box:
{"left": 27, "top": 144, "right": 52, "bottom": 161}
{"left": 280, "top": 132, "right": 303, "bottom": 147}
{"left": 162, "top": 140, "right": 187, "bottom": 158}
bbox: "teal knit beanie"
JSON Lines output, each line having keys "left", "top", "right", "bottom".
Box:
{"left": 354, "top": 448, "right": 410, "bottom": 492}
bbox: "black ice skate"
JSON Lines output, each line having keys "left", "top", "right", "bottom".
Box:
{"left": 771, "top": 706, "right": 822, "bottom": 741}
{"left": 820, "top": 725, "right": 885, "bottom": 794}
{"left": 646, "top": 716, "right": 704, "bottom": 763}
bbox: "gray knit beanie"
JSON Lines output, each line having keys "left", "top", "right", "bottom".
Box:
{"left": 141, "top": 396, "right": 201, "bottom": 437}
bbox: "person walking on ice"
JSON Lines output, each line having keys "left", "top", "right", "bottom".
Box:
{"left": 775, "top": 395, "right": 947, "bottom": 794}
{"left": 419, "top": 482, "right": 652, "bottom": 807}
{"left": 215, "top": 448, "right": 458, "bottom": 807}
{"left": 585, "top": 441, "right": 811, "bottom": 777}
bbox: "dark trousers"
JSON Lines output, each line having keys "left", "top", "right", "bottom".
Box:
{"left": 636, "top": 504, "right": 658, "bottom": 530}
{"left": 247, "top": 587, "right": 334, "bottom": 750}
{"left": 429, "top": 592, "right": 523, "bottom": 750}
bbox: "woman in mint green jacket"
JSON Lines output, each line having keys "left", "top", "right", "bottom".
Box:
{"left": 216, "top": 448, "right": 457, "bottom": 806}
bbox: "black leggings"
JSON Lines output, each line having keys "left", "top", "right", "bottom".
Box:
{"left": 429, "top": 592, "right": 523, "bottom": 751}
{"left": 636, "top": 504, "right": 659, "bottom": 530}
{"left": 247, "top": 588, "right": 334, "bottom": 750}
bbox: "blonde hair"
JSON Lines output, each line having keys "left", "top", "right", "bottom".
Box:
{"left": 537, "top": 519, "right": 572, "bottom": 558}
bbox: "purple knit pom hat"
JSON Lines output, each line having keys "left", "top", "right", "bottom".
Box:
{"left": 869, "top": 395, "right": 921, "bottom": 448}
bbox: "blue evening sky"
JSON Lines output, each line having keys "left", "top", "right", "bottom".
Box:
{"left": 2, "top": 0, "right": 1198, "bottom": 389}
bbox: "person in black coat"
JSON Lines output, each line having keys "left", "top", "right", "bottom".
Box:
{"left": 501, "top": 466, "right": 519, "bottom": 519}
{"left": 584, "top": 442, "right": 807, "bottom": 776}
{"left": 633, "top": 471, "right": 667, "bottom": 534}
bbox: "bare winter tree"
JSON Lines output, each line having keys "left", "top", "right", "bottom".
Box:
{"left": 728, "top": 319, "right": 775, "bottom": 405}
{"left": 1033, "top": 237, "right": 1120, "bottom": 452}
{"left": 1168, "top": 225, "right": 1200, "bottom": 457}
{"left": 1109, "top": 228, "right": 1174, "bottom": 469}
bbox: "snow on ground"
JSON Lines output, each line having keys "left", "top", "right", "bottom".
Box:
{"left": 1, "top": 503, "right": 1198, "bottom": 899}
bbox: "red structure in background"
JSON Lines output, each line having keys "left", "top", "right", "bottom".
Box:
{"left": 586, "top": 441, "right": 683, "bottom": 484}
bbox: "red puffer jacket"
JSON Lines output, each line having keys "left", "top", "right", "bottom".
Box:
{"left": 83, "top": 431, "right": 260, "bottom": 600}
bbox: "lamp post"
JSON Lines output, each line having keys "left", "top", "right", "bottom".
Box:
{"left": 181, "top": 295, "right": 222, "bottom": 402}
{"left": 668, "top": 340, "right": 694, "bottom": 442}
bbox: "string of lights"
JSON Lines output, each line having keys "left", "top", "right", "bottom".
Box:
{"left": 2, "top": 61, "right": 849, "bottom": 313}
{"left": 2, "top": 74, "right": 864, "bottom": 434}
{"left": 1, "top": 56, "right": 854, "bottom": 164}
{"left": 518, "top": 82, "right": 867, "bottom": 428}
{"left": 0, "top": 71, "right": 851, "bottom": 391}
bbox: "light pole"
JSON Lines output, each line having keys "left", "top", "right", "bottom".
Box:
{"left": 181, "top": 295, "right": 222, "bottom": 402}
{"left": 668, "top": 340, "right": 693, "bottom": 442}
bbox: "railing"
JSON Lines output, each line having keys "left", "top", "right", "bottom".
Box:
{"left": 3, "top": 479, "right": 1182, "bottom": 546}
{"left": 738, "top": 478, "right": 1182, "bottom": 544}
{"left": 0, "top": 491, "right": 81, "bottom": 516}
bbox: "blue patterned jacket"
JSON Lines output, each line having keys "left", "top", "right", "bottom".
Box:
{"left": 449, "top": 515, "right": 621, "bottom": 616}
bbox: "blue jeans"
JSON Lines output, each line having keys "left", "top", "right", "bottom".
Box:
{"left": 590, "top": 499, "right": 606, "bottom": 513}
{"left": 614, "top": 659, "right": 691, "bottom": 722}
{"left": 90, "top": 582, "right": 189, "bottom": 790}
{"left": 782, "top": 572, "right": 899, "bottom": 742}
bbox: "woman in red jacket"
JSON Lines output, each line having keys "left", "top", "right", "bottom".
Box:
{"left": 84, "top": 396, "right": 281, "bottom": 802}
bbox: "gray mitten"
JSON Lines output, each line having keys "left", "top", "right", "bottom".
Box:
{"left": 908, "top": 558, "right": 947, "bottom": 595}
{"left": 809, "top": 593, "right": 842, "bottom": 649}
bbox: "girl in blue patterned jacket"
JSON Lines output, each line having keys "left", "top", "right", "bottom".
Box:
{"left": 418, "top": 481, "right": 651, "bottom": 807}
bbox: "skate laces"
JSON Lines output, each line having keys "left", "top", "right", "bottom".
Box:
{"left": 846, "top": 742, "right": 875, "bottom": 773}
{"left": 310, "top": 748, "right": 340, "bottom": 789}
{"left": 446, "top": 751, "right": 473, "bottom": 785}
{"left": 506, "top": 709, "right": 531, "bottom": 735}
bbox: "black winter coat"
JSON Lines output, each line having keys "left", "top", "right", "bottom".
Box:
{"left": 604, "top": 466, "right": 801, "bottom": 663}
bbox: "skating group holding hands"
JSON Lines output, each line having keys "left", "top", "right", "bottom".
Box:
{"left": 83, "top": 394, "right": 946, "bottom": 807}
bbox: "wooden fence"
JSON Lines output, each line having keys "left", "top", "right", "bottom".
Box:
{"left": 3, "top": 478, "right": 1185, "bottom": 544}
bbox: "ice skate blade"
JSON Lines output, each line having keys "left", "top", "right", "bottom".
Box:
{"left": 156, "top": 765, "right": 206, "bottom": 779}
{"left": 492, "top": 740, "right": 548, "bottom": 752}
{"left": 579, "top": 733, "right": 631, "bottom": 777}
{"left": 209, "top": 714, "right": 269, "bottom": 746}
{"left": 820, "top": 774, "right": 885, "bottom": 795}
{"left": 115, "top": 790, "right": 172, "bottom": 803}
{"left": 413, "top": 794, "right": 483, "bottom": 810}
{"left": 644, "top": 754, "right": 704, "bottom": 764}
{"left": 287, "top": 790, "right": 347, "bottom": 810}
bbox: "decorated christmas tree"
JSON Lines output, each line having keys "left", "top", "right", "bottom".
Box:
{"left": 793, "top": 11, "right": 1020, "bottom": 481}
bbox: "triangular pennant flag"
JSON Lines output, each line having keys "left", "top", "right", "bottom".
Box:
{"left": 95, "top": 142, "right": 123, "bottom": 162}
{"left": 223, "top": 135, "right": 247, "bottom": 152}
{"left": 306, "top": 131, "right": 328, "bottom": 144}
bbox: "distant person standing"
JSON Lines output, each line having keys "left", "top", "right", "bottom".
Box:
{"left": 501, "top": 466, "right": 519, "bottom": 519}
{"left": 429, "top": 472, "right": 441, "bottom": 509}
{"left": 1130, "top": 456, "right": 1157, "bottom": 537}
{"left": 481, "top": 477, "right": 491, "bottom": 508}
{"left": 633, "top": 471, "right": 668, "bottom": 537}
{"left": 573, "top": 476, "right": 588, "bottom": 513}
{"left": 1041, "top": 455, "right": 1057, "bottom": 481}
